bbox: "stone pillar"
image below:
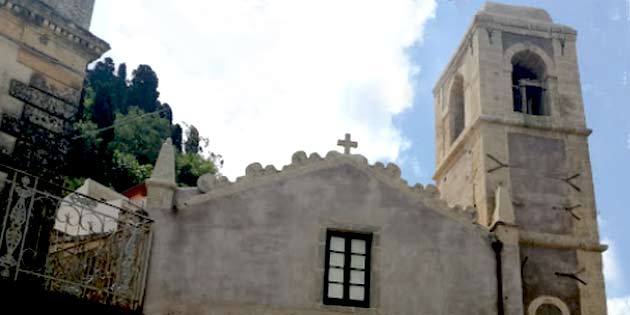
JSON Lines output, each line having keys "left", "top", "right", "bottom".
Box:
{"left": 491, "top": 185, "right": 524, "bottom": 315}
{"left": 146, "top": 138, "right": 177, "bottom": 210}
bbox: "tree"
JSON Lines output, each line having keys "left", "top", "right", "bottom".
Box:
{"left": 171, "top": 124, "right": 183, "bottom": 152}
{"left": 66, "top": 120, "right": 105, "bottom": 182}
{"left": 92, "top": 88, "right": 114, "bottom": 127}
{"left": 110, "top": 151, "right": 153, "bottom": 191}
{"left": 176, "top": 153, "right": 216, "bottom": 187}
{"left": 108, "top": 107, "right": 171, "bottom": 165}
{"left": 127, "top": 65, "right": 160, "bottom": 113}
{"left": 87, "top": 58, "right": 116, "bottom": 90}
{"left": 69, "top": 58, "right": 221, "bottom": 192}
{"left": 184, "top": 125, "right": 201, "bottom": 154}
{"left": 113, "top": 63, "right": 128, "bottom": 114}
{"left": 159, "top": 102, "right": 173, "bottom": 124}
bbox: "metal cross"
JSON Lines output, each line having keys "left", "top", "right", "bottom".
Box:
{"left": 337, "top": 133, "right": 358, "bottom": 155}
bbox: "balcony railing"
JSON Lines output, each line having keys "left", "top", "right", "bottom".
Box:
{"left": 0, "top": 164, "right": 153, "bottom": 311}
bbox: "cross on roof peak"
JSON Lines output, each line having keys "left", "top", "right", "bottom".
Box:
{"left": 337, "top": 133, "right": 358, "bottom": 155}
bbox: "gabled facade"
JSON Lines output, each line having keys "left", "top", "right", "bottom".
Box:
{"left": 141, "top": 2, "right": 608, "bottom": 315}
{"left": 144, "top": 147, "right": 498, "bottom": 315}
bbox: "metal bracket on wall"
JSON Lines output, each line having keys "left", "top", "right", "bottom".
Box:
{"left": 486, "top": 28, "right": 494, "bottom": 44}
{"left": 521, "top": 256, "right": 529, "bottom": 288}
{"left": 487, "top": 154, "right": 509, "bottom": 173}
{"left": 552, "top": 204, "right": 582, "bottom": 220}
{"left": 562, "top": 173, "right": 582, "bottom": 192}
{"left": 555, "top": 268, "right": 587, "bottom": 285}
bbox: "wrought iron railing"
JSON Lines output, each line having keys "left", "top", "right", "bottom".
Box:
{"left": 0, "top": 164, "right": 153, "bottom": 311}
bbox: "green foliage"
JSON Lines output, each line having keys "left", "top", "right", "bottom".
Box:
{"left": 128, "top": 65, "right": 160, "bottom": 113}
{"left": 109, "top": 107, "right": 171, "bottom": 165}
{"left": 66, "top": 120, "right": 104, "bottom": 182}
{"left": 176, "top": 153, "right": 217, "bottom": 187}
{"left": 63, "top": 177, "right": 86, "bottom": 191}
{"left": 171, "top": 124, "right": 183, "bottom": 152}
{"left": 111, "top": 151, "right": 153, "bottom": 191}
{"left": 67, "top": 57, "right": 222, "bottom": 192}
{"left": 184, "top": 125, "right": 201, "bottom": 154}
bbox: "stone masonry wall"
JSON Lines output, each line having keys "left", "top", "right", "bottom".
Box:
{"left": 144, "top": 162, "right": 497, "bottom": 315}
{"left": 38, "top": 0, "right": 95, "bottom": 29}
{"left": 0, "top": 0, "right": 108, "bottom": 179}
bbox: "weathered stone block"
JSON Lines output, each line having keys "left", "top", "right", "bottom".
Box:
{"left": 0, "top": 131, "right": 16, "bottom": 155}
{"left": 17, "top": 48, "right": 83, "bottom": 89}
{"left": 22, "top": 104, "right": 72, "bottom": 135}
{"left": 0, "top": 94, "right": 24, "bottom": 117}
{"left": 9, "top": 79, "right": 77, "bottom": 119}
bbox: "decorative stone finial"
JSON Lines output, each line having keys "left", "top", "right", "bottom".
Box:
{"left": 146, "top": 138, "right": 177, "bottom": 210}
{"left": 337, "top": 133, "right": 358, "bottom": 154}
{"left": 151, "top": 138, "right": 175, "bottom": 182}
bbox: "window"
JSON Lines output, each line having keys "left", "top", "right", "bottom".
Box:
{"left": 536, "top": 304, "right": 563, "bottom": 315}
{"left": 511, "top": 51, "right": 547, "bottom": 116}
{"left": 527, "top": 295, "right": 570, "bottom": 315}
{"left": 323, "top": 230, "right": 372, "bottom": 308}
{"left": 449, "top": 74, "right": 465, "bottom": 143}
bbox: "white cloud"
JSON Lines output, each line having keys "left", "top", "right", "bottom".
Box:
{"left": 91, "top": 0, "right": 437, "bottom": 179}
{"left": 603, "top": 238, "right": 625, "bottom": 293}
{"left": 609, "top": 296, "right": 630, "bottom": 315}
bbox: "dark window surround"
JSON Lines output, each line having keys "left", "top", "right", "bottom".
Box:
{"left": 323, "top": 230, "right": 372, "bottom": 308}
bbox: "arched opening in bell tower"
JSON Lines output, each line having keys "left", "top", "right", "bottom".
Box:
{"left": 511, "top": 50, "right": 547, "bottom": 116}
{"left": 449, "top": 74, "right": 465, "bottom": 143}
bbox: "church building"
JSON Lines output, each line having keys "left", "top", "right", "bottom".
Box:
{"left": 141, "top": 2, "right": 608, "bottom": 315}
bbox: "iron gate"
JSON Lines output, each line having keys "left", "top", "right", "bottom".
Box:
{"left": 0, "top": 164, "right": 153, "bottom": 311}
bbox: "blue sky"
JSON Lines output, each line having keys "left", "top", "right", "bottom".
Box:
{"left": 92, "top": 0, "right": 629, "bottom": 312}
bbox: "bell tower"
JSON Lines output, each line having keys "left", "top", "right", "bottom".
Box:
{"left": 433, "top": 2, "right": 607, "bottom": 314}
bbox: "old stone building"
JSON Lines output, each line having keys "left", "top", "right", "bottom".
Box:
{"left": 0, "top": 1, "right": 609, "bottom": 314}
{"left": 142, "top": 3, "right": 608, "bottom": 315}
{"left": 0, "top": 0, "right": 108, "bottom": 179}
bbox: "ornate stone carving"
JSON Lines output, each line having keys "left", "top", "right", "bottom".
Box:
{"left": 9, "top": 80, "right": 78, "bottom": 120}
{"left": 22, "top": 105, "right": 72, "bottom": 135}
{"left": 30, "top": 74, "right": 81, "bottom": 104}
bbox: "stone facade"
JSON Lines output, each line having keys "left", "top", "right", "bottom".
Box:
{"left": 140, "top": 2, "right": 608, "bottom": 315}
{"left": 433, "top": 2, "right": 607, "bottom": 314}
{"left": 0, "top": 0, "right": 108, "bottom": 179}
{"left": 145, "top": 147, "right": 495, "bottom": 315}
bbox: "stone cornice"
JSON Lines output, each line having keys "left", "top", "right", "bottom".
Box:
{"left": 433, "top": 11, "right": 576, "bottom": 95}
{"left": 519, "top": 231, "right": 607, "bottom": 252}
{"left": 182, "top": 151, "right": 485, "bottom": 234}
{"left": 1, "top": 0, "right": 109, "bottom": 61}
{"left": 433, "top": 114, "right": 592, "bottom": 180}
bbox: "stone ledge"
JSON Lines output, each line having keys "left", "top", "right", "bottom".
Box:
{"left": 519, "top": 231, "right": 607, "bottom": 252}
{"left": 433, "top": 113, "right": 592, "bottom": 180}
{"left": 1, "top": 0, "right": 109, "bottom": 60}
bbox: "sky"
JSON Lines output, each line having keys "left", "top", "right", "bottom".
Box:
{"left": 91, "top": 0, "right": 629, "bottom": 312}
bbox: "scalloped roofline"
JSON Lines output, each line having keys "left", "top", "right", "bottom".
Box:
{"left": 179, "top": 150, "right": 485, "bottom": 234}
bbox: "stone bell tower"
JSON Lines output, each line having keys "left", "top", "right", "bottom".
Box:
{"left": 432, "top": 2, "right": 607, "bottom": 315}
